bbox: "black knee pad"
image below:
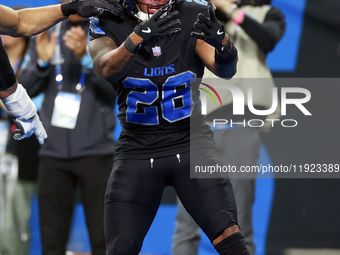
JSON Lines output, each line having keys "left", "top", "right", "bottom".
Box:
{"left": 214, "top": 232, "right": 250, "bottom": 255}
{"left": 208, "top": 209, "right": 237, "bottom": 240}
{"left": 107, "top": 236, "right": 141, "bottom": 255}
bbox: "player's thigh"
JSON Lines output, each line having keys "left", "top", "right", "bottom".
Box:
{"left": 173, "top": 149, "right": 238, "bottom": 242}
{"left": 105, "top": 158, "right": 164, "bottom": 254}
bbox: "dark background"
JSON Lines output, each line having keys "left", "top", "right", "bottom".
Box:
{"left": 266, "top": 0, "right": 340, "bottom": 253}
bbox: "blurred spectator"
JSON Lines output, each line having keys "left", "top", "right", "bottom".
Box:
{"left": 19, "top": 2, "right": 117, "bottom": 254}
{"left": 172, "top": 0, "right": 285, "bottom": 254}
{"left": 0, "top": 20, "right": 42, "bottom": 254}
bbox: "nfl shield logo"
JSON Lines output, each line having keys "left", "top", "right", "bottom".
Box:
{"left": 152, "top": 46, "right": 162, "bottom": 57}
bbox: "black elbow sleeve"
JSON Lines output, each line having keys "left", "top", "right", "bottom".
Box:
{"left": 0, "top": 38, "right": 17, "bottom": 91}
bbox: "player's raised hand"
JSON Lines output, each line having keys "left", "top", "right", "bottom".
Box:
{"left": 61, "top": 0, "right": 125, "bottom": 19}
{"left": 134, "top": 5, "right": 181, "bottom": 48}
{"left": 191, "top": 3, "right": 227, "bottom": 52}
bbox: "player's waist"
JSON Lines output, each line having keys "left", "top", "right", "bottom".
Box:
{"left": 121, "top": 121, "right": 193, "bottom": 134}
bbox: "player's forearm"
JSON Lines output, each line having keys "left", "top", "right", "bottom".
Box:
{"left": 0, "top": 4, "right": 64, "bottom": 37}
{"left": 99, "top": 47, "right": 135, "bottom": 82}
{"left": 91, "top": 33, "right": 143, "bottom": 82}
{"left": 213, "top": 55, "right": 238, "bottom": 79}
{"left": 211, "top": 38, "right": 238, "bottom": 79}
{"left": 14, "top": 5, "right": 65, "bottom": 37}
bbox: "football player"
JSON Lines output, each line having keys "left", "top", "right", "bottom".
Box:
{"left": 0, "top": 0, "right": 123, "bottom": 144}
{"left": 89, "top": 0, "right": 249, "bottom": 254}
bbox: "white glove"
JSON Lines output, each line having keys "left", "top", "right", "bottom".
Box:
{"left": 1, "top": 83, "right": 48, "bottom": 144}
{"left": 13, "top": 114, "right": 47, "bottom": 145}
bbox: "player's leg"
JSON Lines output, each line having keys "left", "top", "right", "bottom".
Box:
{"left": 38, "top": 157, "right": 76, "bottom": 255}
{"left": 76, "top": 155, "right": 114, "bottom": 255}
{"left": 172, "top": 198, "right": 201, "bottom": 255}
{"left": 173, "top": 148, "right": 249, "bottom": 255}
{"left": 104, "top": 158, "right": 165, "bottom": 255}
{"left": 214, "top": 127, "right": 260, "bottom": 255}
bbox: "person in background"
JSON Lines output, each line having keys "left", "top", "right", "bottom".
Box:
{"left": 172, "top": 0, "right": 286, "bottom": 254}
{"left": 0, "top": 24, "right": 42, "bottom": 255}
{"left": 19, "top": 2, "right": 117, "bottom": 253}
